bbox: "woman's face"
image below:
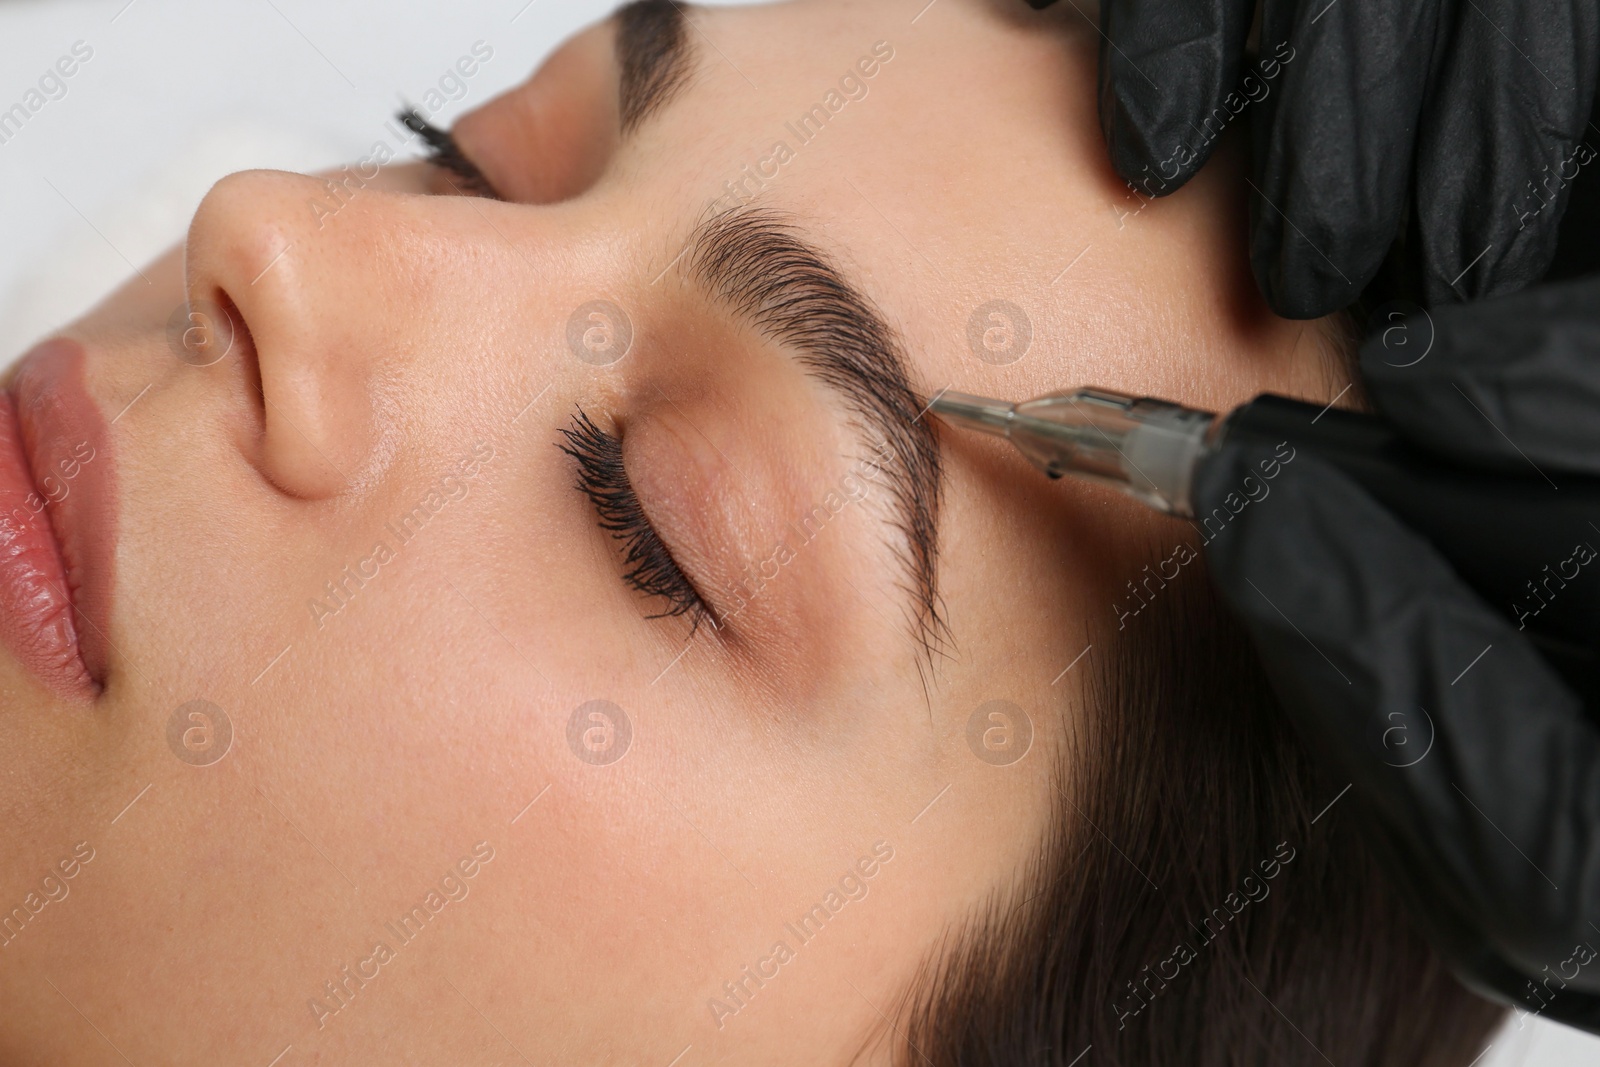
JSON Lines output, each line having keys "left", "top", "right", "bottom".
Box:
{"left": 0, "top": 0, "right": 1338, "bottom": 1061}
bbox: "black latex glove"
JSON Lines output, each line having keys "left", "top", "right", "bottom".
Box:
{"left": 1026, "top": 0, "right": 1600, "bottom": 318}
{"left": 1195, "top": 275, "right": 1600, "bottom": 1030}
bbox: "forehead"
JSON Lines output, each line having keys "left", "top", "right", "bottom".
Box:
{"left": 606, "top": 0, "right": 1110, "bottom": 390}
{"left": 633, "top": 1, "right": 1103, "bottom": 217}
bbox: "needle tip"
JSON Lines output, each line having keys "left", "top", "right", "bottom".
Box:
{"left": 928, "top": 391, "right": 1013, "bottom": 436}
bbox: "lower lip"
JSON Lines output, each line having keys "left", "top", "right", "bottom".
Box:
{"left": 0, "top": 340, "right": 110, "bottom": 702}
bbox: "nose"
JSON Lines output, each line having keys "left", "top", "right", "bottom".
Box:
{"left": 183, "top": 169, "right": 437, "bottom": 499}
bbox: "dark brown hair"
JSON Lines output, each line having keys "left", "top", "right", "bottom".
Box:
{"left": 889, "top": 552, "right": 1505, "bottom": 1065}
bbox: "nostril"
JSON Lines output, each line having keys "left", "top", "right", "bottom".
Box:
{"left": 193, "top": 290, "right": 268, "bottom": 466}
{"left": 217, "top": 293, "right": 264, "bottom": 414}
{"left": 169, "top": 294, "right": 239, "bottom": 369}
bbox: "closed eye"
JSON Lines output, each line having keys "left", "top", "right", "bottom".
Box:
{"left": 398, "top": 109, "right": 502, "bottom": 200}
{"left": 558, "top": 409, "right": 710, "bottom": 633}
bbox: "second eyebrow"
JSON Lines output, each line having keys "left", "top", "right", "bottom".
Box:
{"left": 615, "top": 0, "right": 696, "bottom": 134}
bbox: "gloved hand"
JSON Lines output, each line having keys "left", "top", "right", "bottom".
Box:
{"left": 1025, "top": 0, "right": 1600, "bottom": 318}
{"left": 1194, "top": 274, "right": 1600, "bottom": 1030}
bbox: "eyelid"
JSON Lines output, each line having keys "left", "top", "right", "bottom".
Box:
{"left": 444, "top": 24, "right": 622, "bottom": 205}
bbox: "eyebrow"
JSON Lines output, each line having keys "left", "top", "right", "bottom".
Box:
{"left": 615, "top": 0, "right": 695, "bottom": 133}
{"left": 687, "top": 208, "right": 949, "bottom": 661}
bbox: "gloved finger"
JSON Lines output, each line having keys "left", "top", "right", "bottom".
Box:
{"left": 1249, "top": 0, "right": 1444, "bottom": 318}
{"left": 1361, "top": 275, "right": 1600, "bottom": 473}
{"left": 1195, "top": 443, "right": 1600, "bottom": 986}
{"left": 1093, "top": 0, "right": 1257, "bottom": 192}
{"left": 1414, "top": 0, "right": 1600, "bottom": 305}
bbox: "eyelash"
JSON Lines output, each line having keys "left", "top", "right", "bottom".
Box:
{"left": 558, "top": 410, "right": 710, "bottom": 632}
{"left": 398, "top": 108, "right": 499, "bottom": 199}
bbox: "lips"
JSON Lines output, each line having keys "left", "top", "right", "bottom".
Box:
{"left": 0, "top": 339, "right": 115, "bottom": 702}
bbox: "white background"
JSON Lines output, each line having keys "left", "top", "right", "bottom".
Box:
{"left": 0, "top": 1, "right": 1594, "bottom": 1062}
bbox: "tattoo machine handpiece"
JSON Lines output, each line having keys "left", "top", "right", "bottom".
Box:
{"left": 930, "top": 388, "right": 1600, "bottom": 676}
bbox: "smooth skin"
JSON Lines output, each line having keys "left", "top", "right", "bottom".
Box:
{"left": 0, "top": 0, "right": 1345, "bottom": 1063}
